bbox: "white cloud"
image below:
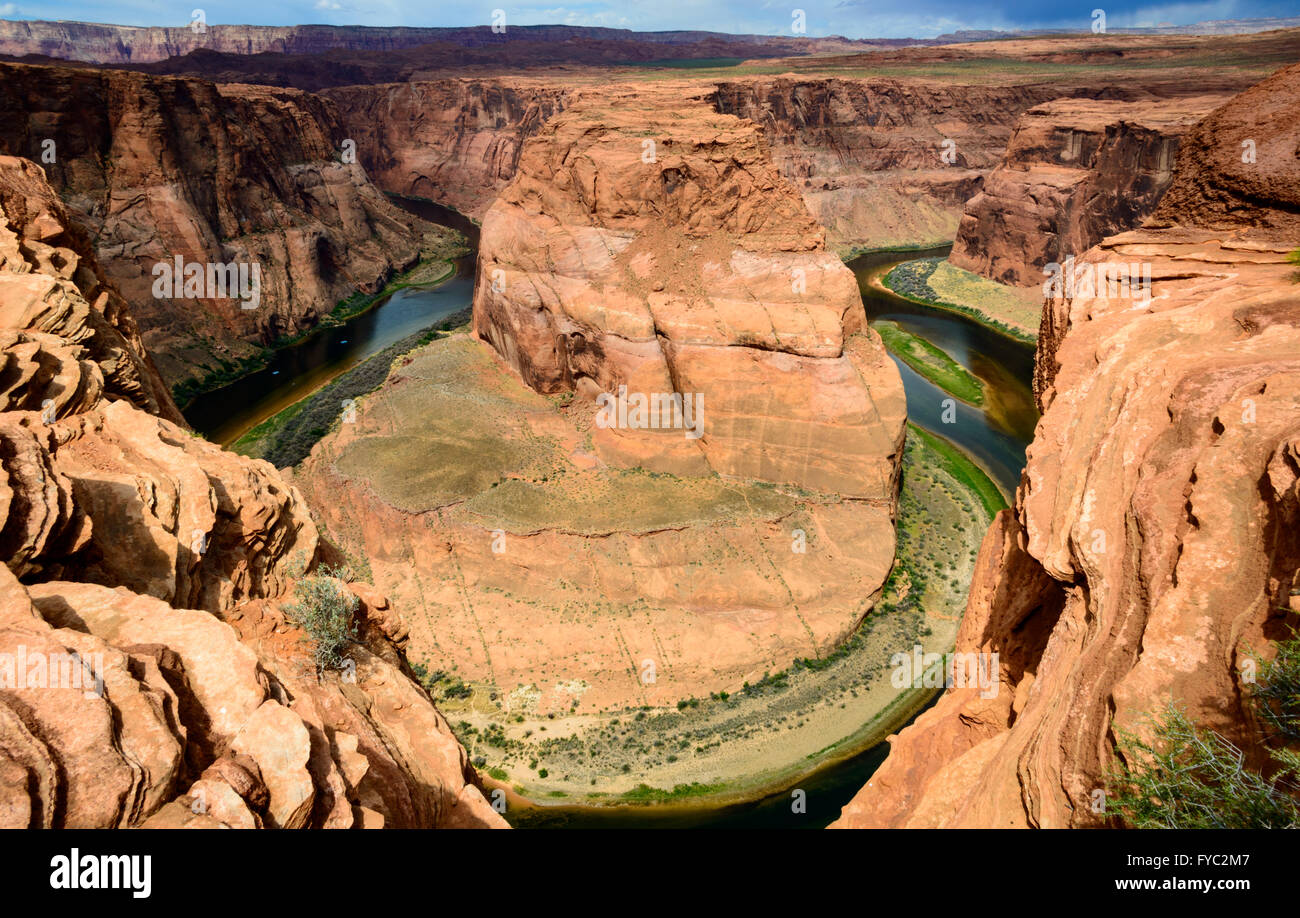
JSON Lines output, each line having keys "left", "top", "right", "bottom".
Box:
{"left": 314, "top": 0, "right": 342, "bottom": 9}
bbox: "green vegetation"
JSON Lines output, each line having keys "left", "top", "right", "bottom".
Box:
{"left": 619, "top": 782, "right": 727, "bottom": 802}
{"left": 1107, "top": 629, "right": 1300, "bottom": 828}
{"left": 464, "top": 470, "right": 794, "bottom": 536}
{"left": 231, "top": 308, "right": 471, "bottom": 466}
{"left": 883, "top": 258, "right": 1038, "bottom": 344}
{"left": 907, "top": 424, "right": 1007, "bottom": 518}
{"left": 173, "top": 238, "right": 464, "bottom": 408}
{"left": 285, "top": 564, "right": 358, "bottom": 671}
{"left": 873, "top": 319, "right": 984, "bottom": 406}
{"left": 1288, "top": 248, "right": 1300, "bottom": 282}
{"left": 171, "top": 349, "right": 272, "bottom": 408}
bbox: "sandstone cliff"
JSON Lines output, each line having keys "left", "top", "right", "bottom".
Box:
{"left": 474, "top": 85, "right": 905, "bottom": 497}
{"left": 323, "top": 80, "right": 569, "bottom": 218}
{"left": 0, "top": 62, "right": 425, "bottom": 390}
{"left": 710, "top": 78, "right": 1068, "bottom": 255}
{"left": 292, "top": 87, "right": 906, "bottom": 713}
{"left": 949, "top": 95, "right": 1228, "bottom": 286}
{"left": 834, "top": 62, "right": 1300, "bottom": 828}
{"left": 0, "top": 157, "right": 503, "bottom": 828}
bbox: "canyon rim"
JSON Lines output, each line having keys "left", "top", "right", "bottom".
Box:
{"left": 0, "top": 3, "right": 1297, "bottom": 884}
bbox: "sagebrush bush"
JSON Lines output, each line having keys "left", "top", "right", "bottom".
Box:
{"left": 285, "top": 564, "right": 358, "bottom": 672}
{"left": 1108, "top": 630, "right": 1300, "bottom": 828}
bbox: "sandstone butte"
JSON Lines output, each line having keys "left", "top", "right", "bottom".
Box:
{"left": 323, "top": 68, "right": 1275, "bottom": 265}
{"left": 293, "top": 86, "right": 907, "bottom": 713}
{"left": 327, "top": 76, "right": 1076, "bottom": 255}
{"left": 949, "top": 94, "right": 1232, "bottom": 286}
{"left": 832, "top": 61, "right": 1300, "bottom": 828}
{"left": 0, "top": 62, "right": 428, "bottom": 389}
{"left": 0, "top": 155, "right": 504, "bottom": 828}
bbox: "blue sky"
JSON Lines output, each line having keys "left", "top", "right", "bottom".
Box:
{"left": 7, "top": 0, "right": 1298, "bottom": 39}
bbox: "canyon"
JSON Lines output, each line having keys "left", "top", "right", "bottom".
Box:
{"left": 0, "top": 20, "right": 1296, "bottom": 831}
{"left": 0, "top": 155, "right": 502, "bottom": 828}
{"left": 292, "top": 86, "right": 908, "bottom": 721}
{"left": 833, "top": 60, "right": 1300, "bottom": 828}
{"left": 0, "top": 62, "right": 437, "bottom": 391}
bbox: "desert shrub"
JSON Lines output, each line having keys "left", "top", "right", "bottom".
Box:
{"left": 1108, "top": 631, "right": 1300, "bottom": 828}
{"left": 285, "top": 565, "right": 358, "bottom": 672}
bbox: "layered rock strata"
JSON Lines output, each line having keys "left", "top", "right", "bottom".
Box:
{"left": 323, "top": 80, "right": 569, "bottom": 218}
{"left": 0, "top": 62, "right": 426, "bottom": 388}
{"left": 834, "top": 62, "right": 1300, "bottom": 828}
{"left": 473, "top": 86, "right": 906, "bottom": 497}
{"left": 0, "top": 156, "right": 503, "bottom": 829}
{"left": 949, "top": 95, "right": 1229, "bottom": 286}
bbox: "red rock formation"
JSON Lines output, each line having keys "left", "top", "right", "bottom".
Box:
{"left": 473, "top": 84, "right": 906, "bottom": 497}
{"left": 949, "top": 95, "right": 1228, "bottom": 286}
{"left": 0, "top": 62, "right": 425, "bottom": 388}
{"left": 834, "top": 62, "right": 1300, "bottom": 828}
{"left": 291, "top": 86, "right": 905, "bottom": 714}
{"left": 710, "top": 78, "right": 1074, "bottom": 254}
{"left": 0, "top": 156, "right": 504, "bottom": 829}
{"left": 323, "top": 80, "right": 568, "bottom": 218}
{"left": 0, "top": 156, "right": 179, "bottom": 422}
{"left": 0, "top": 20, "right": 904, "bottom": 67}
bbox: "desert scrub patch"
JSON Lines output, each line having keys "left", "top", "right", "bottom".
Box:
{"left": 285, "top": 565, "right": 358, "bottom": 672}
{"left": 883, "top": 258, "right": 1038, "bottom": 344}
{"left": 1107, "top": 630, "right": 1300, "bottom": 828}
{"left": 461, "top": 469, "right": 794, "bottom": 534}
{"left": 231, "top": 308, "right": 473, "bottom": 466}
{"left": 873, "top": 319, "right": 984, "bottom": 406}
{"left": 337, "top": 429, "right": 528, "bottom": 511}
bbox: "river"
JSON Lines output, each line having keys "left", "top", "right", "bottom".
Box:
{"left": 510, "top": 248, "right": 1039, "bottom": 828}
{"left": 183, "top": 216, "right": 1036, "bottom": 829}
{"left": 183, "top": 198, "right": 479, "bottom": 445}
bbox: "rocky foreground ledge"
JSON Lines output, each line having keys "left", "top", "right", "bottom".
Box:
{"left": 834, "top": 61, "right": 1300, "bottom": 828}
{"left": 0, "top": 156, "right": 503, "bottom": 828}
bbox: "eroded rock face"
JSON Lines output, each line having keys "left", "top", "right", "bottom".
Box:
{"left": 0, "top": 157, "right": 503, "bottom": 829}
{"left": 834, "top": 63, "right": 1300, "bottom": 828}
{"left": 0, "top": 63, "right": 425, "bottom": 388}
{"left": 473, "top": 85, "right": 906, "bottom": 499}
{"left": 949, "top": 95, "right": 1227, "bottom": 286}
{"left": 292, "top": 87, "right": 904, "bottom": 714}
{"left": 0, "top": 156, "right": 179, "bottom": 422}
{"left": 324, "top": 80, "right": 569, "bottom": 218}
{"left": 710, "top": 78, "right": 1072, "bottom": 254}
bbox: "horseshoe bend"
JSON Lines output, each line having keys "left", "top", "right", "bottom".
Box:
{"left": 0, "top": 8, "right": 1298, "bottom": 854}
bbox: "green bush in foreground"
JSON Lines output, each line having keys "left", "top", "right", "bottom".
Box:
{"left": 285, "top": 564, "right": 359, "bottom": 672}
{"left": 1107, "top": 630, "right": 1300, "bottom": 828}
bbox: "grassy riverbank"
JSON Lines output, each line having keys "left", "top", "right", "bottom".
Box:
{"left": 231, "top": 307, "right": 473, "bottom": 466}
{"left": 873, "top": 319, "right": 985, "bottom": 406}
{"left": 173, "top": 227, "right": 467, "bottom": 408}
{"left": 443, "top": 424, "right": 998, "bottom": 814}
{"left": 882, "top": 257, "right": 1040, "bottom": 344}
